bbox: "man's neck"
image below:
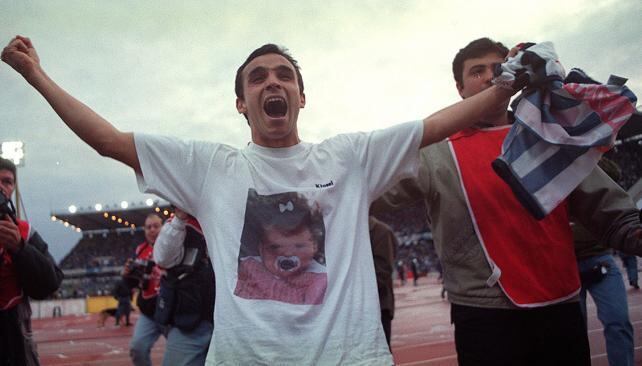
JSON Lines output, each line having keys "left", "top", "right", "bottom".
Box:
{"left": 476, "top": 110, "right": 511, "bottom": 128}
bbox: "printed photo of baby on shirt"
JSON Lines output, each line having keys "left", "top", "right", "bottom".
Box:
{"left": 234, "top": 189, "right": 327, "bottom": 305}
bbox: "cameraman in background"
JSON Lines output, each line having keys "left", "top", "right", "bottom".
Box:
{"left": 0, "top": 157, "right": 63, "bottom": 366}
{"left": 123, "top": 213, "right": 164, "bottom": 366}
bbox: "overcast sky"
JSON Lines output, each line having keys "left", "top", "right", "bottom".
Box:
{"left": 1, "top": 0, "right": 641, "bottom": 262}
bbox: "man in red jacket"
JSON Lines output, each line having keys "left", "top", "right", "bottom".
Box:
{"left": 0, "top": 157, "right": 63, "bottom": 366}
{"left": 122, "top": 213, "right": 163, "bottom": 366}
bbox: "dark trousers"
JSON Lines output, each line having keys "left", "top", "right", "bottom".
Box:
{"left": 381, "top": 309, "right": 393, "bottom": 351}
{"left": 451, "top": 302, "right": 590, "bottom": 366}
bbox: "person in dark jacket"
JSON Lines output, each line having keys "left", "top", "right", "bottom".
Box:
{"left": 154, "top": 207, "right": 215, "bottom": 366}
{"left": 0, "top": 157, "right": 64, "bottom": 366}
{"left": 369, "top": 216, "right": 398, "bottom": 350}
{"left": 113, "top": 279, "right": 133, "bottom": 326}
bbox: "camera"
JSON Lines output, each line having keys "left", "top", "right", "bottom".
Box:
{"left": 0, "top": 189, "right": 17, "bottom": 224}
{"left": 124, "top": 258, "right": 156, "bottom": 289}
{"left": 579, "top": 262, "right": 608, "bottom": 285}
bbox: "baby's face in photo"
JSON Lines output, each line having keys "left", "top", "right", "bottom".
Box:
{"left": 260, "top": 226, "right": 317, "bottom": 278}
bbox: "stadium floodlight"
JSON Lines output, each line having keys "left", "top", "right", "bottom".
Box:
{"left": 145, "top": 198, "right": 154, "bottom": 206}
{"left": 94, "top": 203, "right": 103, "bottom": 211}
{"left": 120, "top": 201, "right": 129, "bottom": 209}
{"left": 1, "top": 141, "right": 25, "bottom": 166}
{"left": 68, "top": 205, "right": 77, "bottom": 214}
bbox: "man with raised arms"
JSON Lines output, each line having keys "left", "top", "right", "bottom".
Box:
{"left": 2, "top": 36, "right": 516, "bottom": 365}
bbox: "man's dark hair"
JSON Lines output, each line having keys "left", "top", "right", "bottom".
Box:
{"left": 234, "top": 43, "right": 305, "bottom": 100}
{"left": 452, "top": 37, "right": 509, "bottom": 85}
{"left": 0, "top": 157, "right": 17, "bottom": 180}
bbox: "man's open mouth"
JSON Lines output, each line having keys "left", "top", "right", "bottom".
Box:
{"left": 263, "top": 97, "right": 288, "bottom": 118}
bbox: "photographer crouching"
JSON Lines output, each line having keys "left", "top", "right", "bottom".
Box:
{"left": 123, "top": 213, "right": 164, "bottom": 366}
{"left": 0, "top": 157, "right": 63, "bottom": 366}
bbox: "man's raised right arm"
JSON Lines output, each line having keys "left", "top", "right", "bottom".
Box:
{"left": 2, "top": 36, "right": 140, "bottom": 173}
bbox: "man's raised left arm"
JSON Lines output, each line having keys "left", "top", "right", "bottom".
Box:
{"left": 420, "top": 85, "right": 514, "bottom": 147}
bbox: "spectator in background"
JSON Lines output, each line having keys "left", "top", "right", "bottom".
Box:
{"left": 153, "top": 207, "right": 214, "bottom": 366}
{"left": 0, "top": 157, "right": 64, "bottom": 366}
{"left": 410, "top": 257, "right": 420, "bottom": 286}
{"left": 396, "top": 260, "right": 406, "bottom": 286}
{"left": 369, "top": 216, "right": 398, "bottom": 350}
{"left": 123, "top": 213, "right": 164, "bottom": 366}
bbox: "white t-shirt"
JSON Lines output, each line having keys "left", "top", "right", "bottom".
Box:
{"left": 134, "top": 120, "right": 422, "bottom": 365}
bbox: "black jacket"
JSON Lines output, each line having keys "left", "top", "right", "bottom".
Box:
{"left": 1, "top": 226, "right": 63, "bottom": 366}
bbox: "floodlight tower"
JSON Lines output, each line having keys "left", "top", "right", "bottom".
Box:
{"left": 1, "top": 141, "right": 25, "bottom": 219}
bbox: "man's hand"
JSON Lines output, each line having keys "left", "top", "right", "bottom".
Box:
{"left": 1, "top": 36, "right": 41, "bottom": 80}
{"left": 173, "top": 207, "right": 189, "bottom": 220}
{"left": 0, "top": 215, "right": 23, "bottom": 254}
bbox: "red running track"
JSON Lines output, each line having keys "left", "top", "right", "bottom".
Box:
{"left": 34, "top": 276, "right": 642, "bottom": 365}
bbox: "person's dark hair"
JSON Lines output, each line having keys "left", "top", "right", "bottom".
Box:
{"left": 452, "top": 37, "right": 509, "bottom": 85}
{"left": 0, "top": 158, "right": 17, "bottom": 180}
{"left": 234, "top": 43, "right": 305, "bottom": 101}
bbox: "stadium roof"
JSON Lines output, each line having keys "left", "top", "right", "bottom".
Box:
{"left": 51, "top": 199, "right": 172, "bottom": 233}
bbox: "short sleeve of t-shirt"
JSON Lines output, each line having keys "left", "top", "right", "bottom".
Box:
{"left": 336, "top": 120, "right": 423, "bottom": 201}
{"left": 134, "top": 133, "right": 220, "bottom": 215}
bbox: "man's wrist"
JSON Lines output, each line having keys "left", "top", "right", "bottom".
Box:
{"left": 168, "top": 216, "right": 187, "bottom": 230}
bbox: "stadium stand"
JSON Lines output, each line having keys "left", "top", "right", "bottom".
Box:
{"left": 53, "top": 201, "right": 171, "bottom": 298}
{"left": 606, "top": 137, "right": 642, "bottom": 191}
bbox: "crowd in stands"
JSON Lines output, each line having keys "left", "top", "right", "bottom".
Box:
{"left": 56, "top": 231, "right": 145, "bottom": 298}
{"left": 56, "top": 274, "right": 122, "bottom": 298}
{"left": 374, "top": 202, "right": 438, "bottom": 276}
{"left": 606, "top": 137, "right": 642, "bottom": 190}
{"left": 60, "top": 231, "right": 145, "bottom": 270}
{"left": 374, "top": 201, "right": 429, "bottom": 239}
